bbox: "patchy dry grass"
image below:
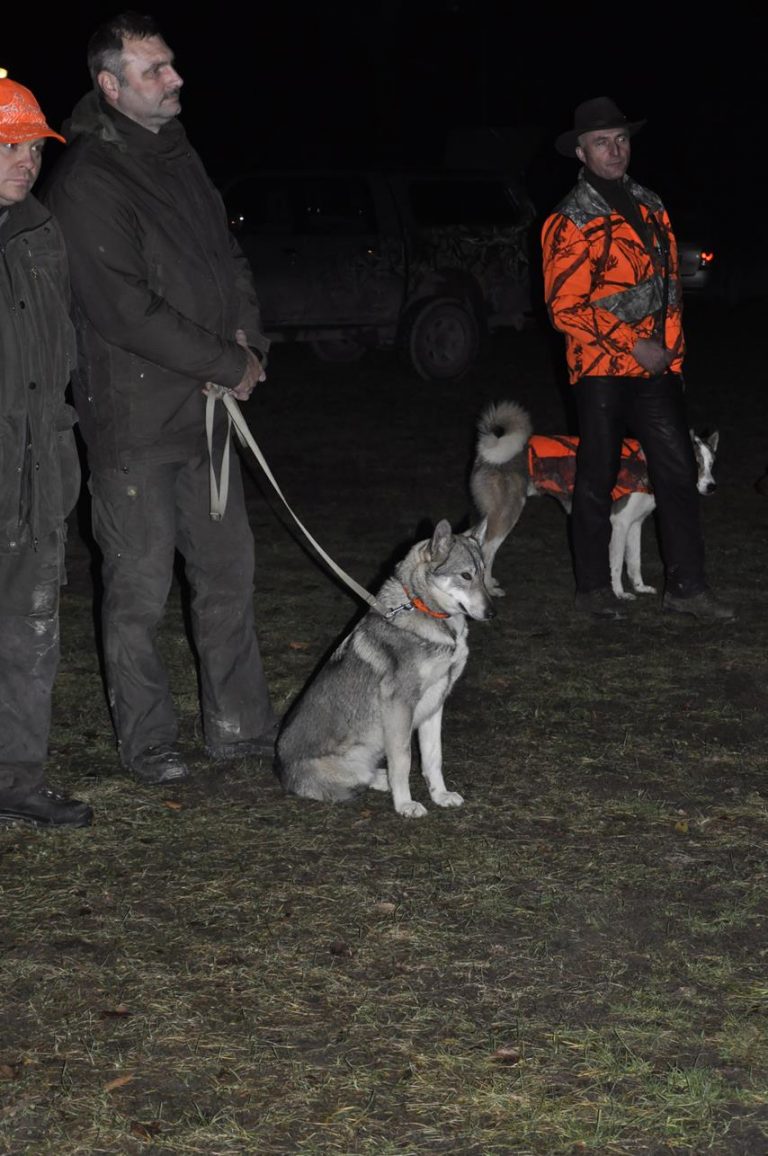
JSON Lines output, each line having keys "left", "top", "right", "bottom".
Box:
{"left": 3, "top": 301, "right": 768, "bottom": 1154}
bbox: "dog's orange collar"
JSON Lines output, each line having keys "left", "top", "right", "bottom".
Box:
{"left": 403, "top": 585, "right": 449, "bottom": 619}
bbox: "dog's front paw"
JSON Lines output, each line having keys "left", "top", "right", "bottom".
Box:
{"left": 432, "top": 790, "right": 464, "bottom": 808}
{"left": 614, "top": 590, "right": 636, "bottom": 601}
{"left": 396, "top": 800, "right": 428, "bottom": 819}
{"left": 632, "top": 583, "right": 657, "bottom": 594}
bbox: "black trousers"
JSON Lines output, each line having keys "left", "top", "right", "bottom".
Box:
{"left": 571, "top": 373, "right": 706, "bottom": 596}
{"left": 90, "top": 452, "right": 276, "bottom": 767}
{"left": 0, "top": 530, "right": 63, "bottom": 801}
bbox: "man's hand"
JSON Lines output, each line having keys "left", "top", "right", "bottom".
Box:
{"left": 227, "top": 347, "right": 264, "bottom": 400}
{"left": 202, "top": 329, "right": 267, "bottom": 401}
{"left": 632, "top": 338, "right": 674, "bottom": 375}
{"left": 229, "top": 328, "right": 266, "bottom": 400}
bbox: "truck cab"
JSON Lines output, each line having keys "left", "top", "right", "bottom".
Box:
{"left": 223, "top": 169, "right": 536, "bottom": 380}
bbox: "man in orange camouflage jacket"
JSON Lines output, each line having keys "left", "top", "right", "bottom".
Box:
{"left": 542, "top": 96, "right": 734, "bottom": 622}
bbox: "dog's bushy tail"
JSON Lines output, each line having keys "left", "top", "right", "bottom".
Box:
{"left": 476, "top": 399, "right": 533, "bottom": 466}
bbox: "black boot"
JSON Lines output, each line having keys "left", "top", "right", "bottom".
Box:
{"left": 0, "top": 786, "right": 93, "bottom": 828}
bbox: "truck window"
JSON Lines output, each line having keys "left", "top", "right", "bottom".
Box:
{"left": 225, "top": 176, "right": 297, "bottom": 236}
{"left": 226, "top": 175, "right": 377, "bottom": 238}
{"left": 298, "top": 177, "right": 376, "bottom": 236}
{"left": 408, "top": 179, "right": 528, "bottom": 228}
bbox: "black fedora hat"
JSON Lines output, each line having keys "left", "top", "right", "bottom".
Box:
{"left": 555, "top": 96, "right": 646, "bottom": 157}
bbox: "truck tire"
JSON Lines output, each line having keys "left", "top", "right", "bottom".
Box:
{"left": 309, "top": 337, "right": 367, "bottom": 364}
{"left": 404, "top": 298, "right": 480, "bottom": 381}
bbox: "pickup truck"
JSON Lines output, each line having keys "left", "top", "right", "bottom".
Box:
{"left": 222, "top": 168, "right": 537, "bottom": 381}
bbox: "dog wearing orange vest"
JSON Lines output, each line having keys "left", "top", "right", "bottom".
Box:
{"left": 470, "top": 399, "right": 718, "bottom": 599}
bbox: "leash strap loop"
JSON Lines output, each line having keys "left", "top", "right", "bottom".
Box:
{"left": 206, "top": 390, "right": 232, "bottom": 520}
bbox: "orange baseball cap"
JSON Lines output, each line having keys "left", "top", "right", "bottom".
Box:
{"left": 0, "top": 76, "right": 66, "bottom": 145}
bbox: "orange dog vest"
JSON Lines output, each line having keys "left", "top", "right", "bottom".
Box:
{"left": 527, "top": 435, "right": 651, "bottom": 502}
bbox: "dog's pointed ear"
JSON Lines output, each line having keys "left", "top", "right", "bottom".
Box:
{"left": 708, "top": 430, "right": 719, "bottom": 452}
{"left": 466, "top": 518, "right": 487, "bottom": 547}
{"left": 429, "top": 519, "right": 453, "bottom": 560}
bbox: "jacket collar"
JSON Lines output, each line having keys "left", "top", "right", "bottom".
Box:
{"left": 0, "top": 194, "right": 50, "bottom": 242}
{"left": 63, "top": 91, "right": 188, "bottom": 158}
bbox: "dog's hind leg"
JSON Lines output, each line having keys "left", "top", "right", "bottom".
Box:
{"left": 418, "top": 706, "right": 463, "bottom": 809}
{"left": 279, "top": 753, "right": 371, "bottom": 803}
{"left": 478, "top": 499, "right": 526, "bottom": 598}
{"left": 609, "top": 506, "right": 634, "bottom": 599}
{"left": 469, "top": 517, "right": 495, "bottom": 577}
{"left": 481, "top": 536, "right": 506, "bottom": 597}
{"left": 624, "top": 519, "right": 656, "bottom": 593}
{"left": 469, "top": 518, "right": 504, "bottom": 596}
{"left": 618, "top": 494, "right": 656, "bottom": 594}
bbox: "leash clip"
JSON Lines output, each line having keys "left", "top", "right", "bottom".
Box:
{"left": 384, "top": 601, "right": 414, "bottom": 620}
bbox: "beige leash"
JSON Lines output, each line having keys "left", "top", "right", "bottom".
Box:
{"left": 205, "top": 387, "right": 380, "bottom": 612}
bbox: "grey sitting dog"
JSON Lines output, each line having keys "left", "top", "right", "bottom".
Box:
{"left": 275, "top": 520, "right": 495, "bottom": 818}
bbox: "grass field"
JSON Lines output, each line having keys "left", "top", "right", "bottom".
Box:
{"left": 2, "top": 300, "right": 767, "bottom": 1154}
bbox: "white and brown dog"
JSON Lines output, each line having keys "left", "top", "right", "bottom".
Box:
{"left": 470, "top": 399, "right": 718, "bottom": 599}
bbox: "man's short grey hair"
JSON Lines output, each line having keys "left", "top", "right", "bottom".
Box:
{"left": 87, "top": 11, "right": 166, "bottom": 86}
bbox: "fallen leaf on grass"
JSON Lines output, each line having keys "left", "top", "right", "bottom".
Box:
{"left": 674, "top": 819, "right": 689, "bottom": 834}
{"left": 104, "top": 1074, "right": 135, "bottom": 1092}
{"left": 163, "top": 800, "right": 184, "bottom": 811}
{"left": 491, "top": 1045, "right": 521, "bottom": 1064}
{"left": 0, "top": 1063, "right": 21, "bottom": 1081}
{"left": 99, "top": 1005, "right": 132, "bottom": 1019}
{"left": 288, "top": 640, "right": 310, "bottom": 650}
{"left": 129, "top": 1120, "right": 162, "bottom": 1140}
{"left": 373, "top": 901, "right": 396, "bottom": 915}
{"left": 329, "top": 939, "right": 353, "bottom": 957}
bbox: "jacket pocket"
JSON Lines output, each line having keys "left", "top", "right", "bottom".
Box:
{"left": 89, "top": 468, "right": 148, "bottom": 560}
{"left": 0, "top": 415, "right": 27, "bottom": 547}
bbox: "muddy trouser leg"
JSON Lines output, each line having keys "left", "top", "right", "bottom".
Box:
{"left": 90, "top": 464, "right": 180, "bottom": 767}
{"left": 0, "top": 532, "right": 62, "bottom": 802}
{"left": 174, "top": 451, "right": 277, "bottom": 750}
{"left": 571, "top": 377, "right": 629, "bottom": 593}
{"left": 626, "top": 373, "right": 706, "bottom": 596}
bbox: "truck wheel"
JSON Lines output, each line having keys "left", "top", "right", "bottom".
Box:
{"left": 405, "top": 298, "right": 480, "bottom": 381}
{"left": 309, "top": 337, "right": 367, "bottom": 364}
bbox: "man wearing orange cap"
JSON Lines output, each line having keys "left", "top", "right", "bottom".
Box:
{"left": 0, "top": 77, "right": 93, "bottom": 827}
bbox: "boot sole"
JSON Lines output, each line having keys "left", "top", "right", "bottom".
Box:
{"left": 0, "top": 810, "right": 93, "bottom": 828}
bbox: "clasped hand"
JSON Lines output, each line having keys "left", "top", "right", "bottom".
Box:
{"left": 632, "top": 337, "right": 674, "bottom": 375}
{"left": 203, "top": 329, "right": 266, "bottom": 400}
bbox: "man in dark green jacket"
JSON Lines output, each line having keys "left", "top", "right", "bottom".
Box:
{"left": 43, "top": 12, "right": 278, "bottom": 785}
{"left": 0, "top": 77, "right": 92, "bottom": 827}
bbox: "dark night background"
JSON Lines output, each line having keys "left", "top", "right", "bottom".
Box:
{"left": 4, "top": 3, "right": 761, "bottom": 238}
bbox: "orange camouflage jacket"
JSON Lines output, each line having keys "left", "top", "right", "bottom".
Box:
{"left": 541, "top": 171, "right": 684, "bottom": 384}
